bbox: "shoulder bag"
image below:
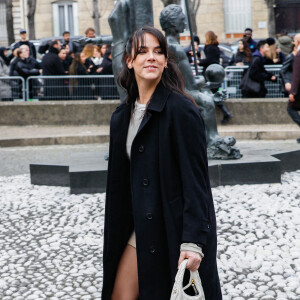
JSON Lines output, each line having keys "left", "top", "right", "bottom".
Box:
{"left": 170, "top": 259, "right": 205, "bottom": 300}
{"left": 239, "top": 66, "right": 261, "bottom": 94}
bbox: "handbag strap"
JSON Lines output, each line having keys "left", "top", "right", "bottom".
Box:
{"left": 175, "top": 259, "right": 205, "bottom": 298}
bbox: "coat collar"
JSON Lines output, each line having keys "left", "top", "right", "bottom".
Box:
{"left": 146, "top": 81, "right": 171, "bottom": 113}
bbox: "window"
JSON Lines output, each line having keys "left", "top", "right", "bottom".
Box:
{"left": 224, "top": 0, "right": 252, "bottom": 33}
{"left": 52, "top": 1, "right": 78, "bottom": 36}
{"left": 0, "top": 0, "right": 7, "bottom": 45}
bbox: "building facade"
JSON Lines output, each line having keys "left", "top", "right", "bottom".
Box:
{"left": 0, "top": 0, "right": 297, "bottom": 47}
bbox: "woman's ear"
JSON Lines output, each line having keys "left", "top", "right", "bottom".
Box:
{"left": 127, "top": 57, "right": 133, "bottom": 69}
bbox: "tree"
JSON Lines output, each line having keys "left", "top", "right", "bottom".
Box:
{"left": 27, "top": 0, "right": 37, "bottom": 40}
{"left": 92, "top": 0, "right": 100, "bottom": 35}
{"left": 161, "top": 0, "right": 201, "bottom": 35}
{"left": 187, "top": 0, "right": 200, "bottom": 35}
{"left": 264, "top": 0, "right": 276, "bottom": 37}
{"left": 5, "top": 0, "right": 15, "bottom": 45}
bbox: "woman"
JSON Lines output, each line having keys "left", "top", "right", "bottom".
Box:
{"left": 230, "top": 39, "right": 252, "bottom": 66}
{"left": 265, "top": 37, "right": 285, "bottom": 65}
{"left": 82, "top": 44, "right": 103, "bottom": 75}
{"left": 14, "top": 45, "right": 41, "bottom": 99}
{"left": 102, "top": 26, "right": 222, "bottom": 300}
{"left": 200, "top": 31, "right": 220, "bottom": 71}
{"left": 200, "top": 31, "right": 232, "bottom": 124}
{"left": 69, "top": 52, "right": 92, "bottom": 99}
{"left": 91, "top": 45, "right": 103, "bottom": 66}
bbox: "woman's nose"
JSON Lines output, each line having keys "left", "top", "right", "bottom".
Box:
{"left": 147, "top": 51, "right": 155, "bottom": 60}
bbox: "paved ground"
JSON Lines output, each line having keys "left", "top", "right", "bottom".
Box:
{"left": 0, "top": 124, "right": 299, "bottom": 147}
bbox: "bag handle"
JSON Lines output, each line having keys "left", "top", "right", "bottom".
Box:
{"left": 174, "top": 259, "right": 205, "bottom": 298}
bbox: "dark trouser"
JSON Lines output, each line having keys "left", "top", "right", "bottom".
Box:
{"left": 287, "top": 106, "right": 300, "bottom": 127}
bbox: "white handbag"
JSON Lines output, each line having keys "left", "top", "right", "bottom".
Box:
{"left": 170, "top": 259, "right": 205, "bottom": 300}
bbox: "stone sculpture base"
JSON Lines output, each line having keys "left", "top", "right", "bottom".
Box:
{"left": 30, "top": 142, "right": 300, "bottom": 194}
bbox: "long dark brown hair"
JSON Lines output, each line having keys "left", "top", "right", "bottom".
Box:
{"left": 118, "top": 26, "right": 194, "bottom": 108}
{"left": 238, "top": 39, "right": 252, "bottom": 62}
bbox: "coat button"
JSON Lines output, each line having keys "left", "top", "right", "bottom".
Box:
{"left": 146, "top": 213, "right": 153, "bottom": 220}
{"left": 142, "top": 179, "right": 149, "bottom": 186}
{"left": 149, "top": 246, "right": 155, "bottom": 254}
{"left": 138, "top": 145, "right": 144, "bottom": 152}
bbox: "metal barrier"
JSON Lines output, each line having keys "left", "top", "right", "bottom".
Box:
{"left": 26, "top": 75, "right": 119, "bottom": 101}
{"left": 224, "top": 65, "right": 284, "bottom": 98}
{"left": 0, "top": 76, "right": 25, "bottom": 101}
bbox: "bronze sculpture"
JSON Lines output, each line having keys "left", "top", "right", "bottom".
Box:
{"left": 160, "top": 4, "right": 241, "bottom": 159}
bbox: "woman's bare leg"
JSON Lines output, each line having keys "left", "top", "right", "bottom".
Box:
{"left": 111, "top": 245, "right": 139, "bottom": 300}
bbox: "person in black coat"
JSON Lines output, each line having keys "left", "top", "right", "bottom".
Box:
{"left": 13, "top": 45, "right": 41, "bottom": 99}
{"left": 200, "top": 31, "right": 232, "bottom": 124}
{"left": 230, "top": 39, "right": 252, "bottom": 66}
{"left": 12, "top": 29, "right": 36, "bottom": 59}
{"left": 244, "top": 28, "right": 257, "bottom": 53}
{"left": 69, "top": 52, "right": 92, "bottom": 99}
{"left": 242, "top": 40, "right": 277, "bottom": 98}
{"left": 102, "top": 26, "right": 222, "bottom": 300}
{"left": 41, "top": 40, "right": 66, "bottom": 100}
{"left": 288, "top": 34, "right": 300, "bottom": 143}
{"left": 280, "top": 50, "right": 295, "bottom": 97}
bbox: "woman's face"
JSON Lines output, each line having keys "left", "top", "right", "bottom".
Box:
{"left": 65, "top": 44, "right": 70, "bottom": 54}
{"left": 20, "top": 46, "right": 30, "bottom": 59}
{"left": 94, "top": 47, "right": 101, "bottom": 58}
{"left": 127, "top": 33, "right": 167, "bottom": 86}
{"left": 100, "top": 44, "right": 107, "bottom": 56}
{"left": 59, "top": 49, "right": 67, "bottom": 60}
{"left": 238, "top": 41, "right": 244, "bottom": 51}
{"left": 80, "top": 52, "right": 86, "bottom": 64}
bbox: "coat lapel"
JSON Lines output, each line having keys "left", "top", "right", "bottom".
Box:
{"left": 136, "top": 82, "right": 171, "bottom": 136}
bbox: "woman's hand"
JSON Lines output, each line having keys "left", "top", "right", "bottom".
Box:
{"left": 289, "top": 94, "right": 295, "bottom": 102}
{"left": 178, "top": 251, "right": 202, "bottom": 272}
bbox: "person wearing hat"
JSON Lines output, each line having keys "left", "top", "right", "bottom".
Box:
{"left": 265, "top": 37, "right": 285, "bottom": 65}
{"left": 12, "top": 29, "right": 36, "bottom": 59}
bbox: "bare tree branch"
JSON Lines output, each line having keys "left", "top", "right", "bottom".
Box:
{"left": 264, "top": 0, "right": 276, "bottom": 37}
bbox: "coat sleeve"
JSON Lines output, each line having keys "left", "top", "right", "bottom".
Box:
{"left": 171, "top": 99, "right": 211, "bottom": 245}
{"left": 280, "top": 54, "right": 293, "bottom": 84}
{"left": 291, "top": 54, "right": 300, "bottom": 96}
{"left": 249, "top": 57, "right": 272, "bottom": 82}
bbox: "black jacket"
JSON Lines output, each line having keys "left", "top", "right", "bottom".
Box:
{"left": 280, "top": 53, "right": 294, "bottom": 96}
{"left": 14, "top": 57, "right": 41, "bottom": 79}
{"left": 247, "top": 50, "right": 273, "bottom": 97}
{"left": 247, "top": 37, "right": 257, "bottom": 53}
{"left": 41, "top": 47, "right": 65, "bottom": 76}
{"left": 290, "top": 51, "right": 300, "bottom": 108}
{"left": 230, "top": 51, "right": 251, "bottom": 66}
{"left": 13, "top": 40, "right": 36, "bottom": 59}
{"left": 200, "top": 44, "right": 220, "bottom": 70}
{"left": 102, "top": 82, "right": 222, "bottom": 300}
{"left": 99, "top": 55, "right": 113, "bottom": 75}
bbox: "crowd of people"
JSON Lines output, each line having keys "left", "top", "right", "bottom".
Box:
{"left": 0, "top": 26, "right": 299, "bottom": 119}
{"left": 0, "top": 27, "right": 113, "bottom": 100}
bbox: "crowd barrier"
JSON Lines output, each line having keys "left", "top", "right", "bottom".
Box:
{"left": 0, "top": 67, "right": 286, "bottom": 102}
{"left": 224, "top": 65, "right": 283, "bottom": 98}
{"left": 0, "top": 76, "right": 25, "bottom": 101}
{"left": 26, "top": 75, "right": 119, "bottom": 101}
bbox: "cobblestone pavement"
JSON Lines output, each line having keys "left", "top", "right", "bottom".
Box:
{"left": 0, "top": 170, "right": 300, "bottom": 299}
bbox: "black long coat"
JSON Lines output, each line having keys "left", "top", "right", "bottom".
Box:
{"left": 102, "top": 83, "right": 222, "bottom": 300}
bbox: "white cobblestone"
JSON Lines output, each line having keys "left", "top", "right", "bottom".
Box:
{"left": 0, "top": 170, "right": 299, "bottom": 299}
